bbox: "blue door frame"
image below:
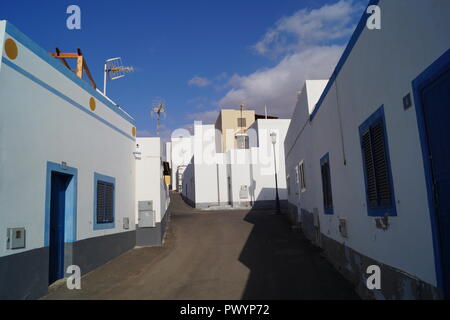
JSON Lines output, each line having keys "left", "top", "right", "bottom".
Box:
{"left": 44, "top": 162, "right": 78, "bottom": 285}
{"left": 412, "top": 49, "right": 450, "bottom": 296}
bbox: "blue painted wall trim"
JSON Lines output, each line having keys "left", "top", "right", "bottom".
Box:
{"left": 358, "top": 106, "right": 397, "bottom": 217}
{"left": 310, "top": 0, "right": 380, "bottom": 121}
{"left": 4, "top": 21, "right": 136, "bottom": 126}
{"left": 412, "top": 48, "right": 450, "bottom": 293}
{"left": 44, "top": 161, "right": 78, "bottom": 246}
{"left": 93, "top": 172, "right": 116, "bottom": 230}
{"left": 2, "top": 59, "right": 135, "bottom": 142}
{"left": 320, "top": 153, "right": 334, "bottom": 215}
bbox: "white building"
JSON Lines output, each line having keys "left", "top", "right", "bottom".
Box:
{"left": 135, "top": 138, "right": 171, "bottom": 246}
{"left": 170, "top": 133, "right": 194, "bottom": 192}
{"left": 0, "top": 21, "right": 170, "bottom": 299}
{"left": 284, "top": 0, "right": 450, "bottom": 299}
{"left": 182, "top": 118, "right": 291, "bottom": 209}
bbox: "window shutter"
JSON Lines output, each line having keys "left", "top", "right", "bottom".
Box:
{"left": 237, "top": 118, "right": 246, "bottom": 127}
{"left": 97, "top": 182, "right": 106, "bottom": 223}
{"left": 324, "top": 162, "right": 332, "bottom": 208}
{"left": 362, "top": 119, "right": 391, "bottom": 209}
{"left": 321, "top": 165, "right": 327, "bottom": 206}
{"left": 371, "top": 121, "right": 391, "bottom": 206}
{"left": 104, "top": 183, "right": 114, "bottom": 223}
{"left": 321, "top": 158, "right": 333, "bottom": 212}
{"left": 96, "top": 181, "right": 114, "bottom": 224}
{"left": 300, "top": 162, "right": 306, "bottom": 190}
{"left": 362, "top": 129, "right": 378, "bottom": 207}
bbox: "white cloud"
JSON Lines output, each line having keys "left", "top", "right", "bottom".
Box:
{"left": 188, "top": 76, "right": 211, "bottom": 87}
{"left": 218, "top": 0, "right": 365, "bottom": 118}
{"left": 219, "top": 45, "right": 343, "bottom": 118}
{"left": 254, "top": 0, "right": 363, "bottom": 58}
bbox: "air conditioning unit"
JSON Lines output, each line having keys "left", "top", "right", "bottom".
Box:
{"left": 339, "top": 218, "right": 348, "bottom": 238}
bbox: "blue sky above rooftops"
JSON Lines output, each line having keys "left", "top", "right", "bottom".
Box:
{"left": 1, "top": 0, "right": 369, "bottom": 140}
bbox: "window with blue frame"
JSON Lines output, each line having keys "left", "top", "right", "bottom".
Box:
{"left": 359, "top": 106, "right": 396, "bottom": 216}
{"left": 94, "top": 173, "right": 115, "bottom": 229}
{"left": 320, "top": 153, "right": 333, "bottom": 215}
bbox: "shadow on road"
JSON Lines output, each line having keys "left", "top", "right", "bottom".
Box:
{"left": 238, "top": 188, "right": 359, "bottom": 300}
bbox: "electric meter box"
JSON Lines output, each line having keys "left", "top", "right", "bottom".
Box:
{"left": 7, "top": 228, "right": 26, "bottom": 250}
{"left": 138, "top": 201, "right": 155, "bottom": 228}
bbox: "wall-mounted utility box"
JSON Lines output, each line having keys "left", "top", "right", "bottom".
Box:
{"left": 7, "top": 228, "right": 26, "bottom": 250}
{"left": 139, "top": 200, "right": 153, "bottom": 211}
{"left": 313, "top": 208, "right": 320, "bottom": 228}
{"left": 339, "top": 218, "right": 348, "bottom": 238}
{"left": 239, "top": 185, "right": 249, "bottom": 199}
{"left": 138, "top": 201, "right": 155, "bottom": 228}
{"left": 123, "top": 217, "right": 130, "bottom": 230}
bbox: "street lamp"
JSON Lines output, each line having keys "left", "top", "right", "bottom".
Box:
{"left": 270, "top": 131, "right": 281, "bottom": 214}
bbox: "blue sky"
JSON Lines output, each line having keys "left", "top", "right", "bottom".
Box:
{"left": 1, "top": 0, "right": 367, "bottom": 139}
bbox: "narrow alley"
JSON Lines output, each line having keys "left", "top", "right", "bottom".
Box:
{"left": 44, "top": 193, "right": 358, "bottom": 300}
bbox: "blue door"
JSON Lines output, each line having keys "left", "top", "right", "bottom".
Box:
{"left": 48, "top": 172, "right": 72, "bottom": 285}
{"left": 420, "top": 68, "right": 450, "bottom": 295}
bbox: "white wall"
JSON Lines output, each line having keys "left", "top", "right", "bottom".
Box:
{"left": 135, "top": 138, "right": 169, "bottom": 224}
{"left": 170, "top": 135, "right": 194, "bottom": 191}
{"left": 250, "top": 119, "right": 291, "bottom": 202}
{"left": 165, "top": 141, "right": 172, "bottom": 167}
{"left": 183, "top": 120, "right": 291, "bottom": 208}
{"left": 284, "top": 0, "right": 450, "bottom": 287}
{"left": 182, "top": 159, "right": 196, "bottom": 203}
{"left": 285, "top": 80, "right": 328, "bottom": 217}
{"left": 193, "top": 124, "right": 222, "bottom": 205}
{"left": 0, "top": 21, "right": 136, "bottom": 258}
{"left": 227, "top": 149, "right": 252, "bottom": 206}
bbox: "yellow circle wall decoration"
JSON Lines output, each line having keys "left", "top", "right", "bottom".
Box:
{"left": 4, "top": 38, "right": 18, "bottom": 60}
{"left": 132, "top": 127, "right": 136, "bottom": 137}
{"left": 89, "top": 97, "right": 96, "bottom": 111}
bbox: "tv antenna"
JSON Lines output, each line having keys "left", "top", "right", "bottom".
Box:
{"left": 103, "top": 57, "right": 134, "bottom": 96}
{"left": 151, "top": 99, "right": 167, "bottom": 136}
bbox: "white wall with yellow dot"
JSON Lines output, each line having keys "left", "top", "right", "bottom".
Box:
{"left": 0, "top": 20, "right": 138, "bottom": 259}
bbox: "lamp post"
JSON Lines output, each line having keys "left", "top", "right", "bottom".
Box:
{"left": 270, "top": 131, "right": 281, "bottom": 214}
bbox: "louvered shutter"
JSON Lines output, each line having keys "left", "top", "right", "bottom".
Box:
{"left": 96, "top": 181, "right": 114, "bottom": 224}
{"left": 325, "top": 162, "right": 332, "bottom": 209}
{"left": 362, "top": 129, "right": 378, "bottom": 207}
{"left": 97, "top": 182, "right": 106, "bottom": 223}
{"left": 362, "top": 119, "right": 391, "bottom": 209}
{"left": 104, "top": 183, "right": 114, "bottom": 223}
{"left": 371, "top": 122, "right": 391, "bottom": 207}
{"left": 321, "top": 159, "right": 333, "bottom": 211}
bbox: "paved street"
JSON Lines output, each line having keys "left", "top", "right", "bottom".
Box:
{"left": 44, "top": 193, "right": 359, "bottom": 300}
